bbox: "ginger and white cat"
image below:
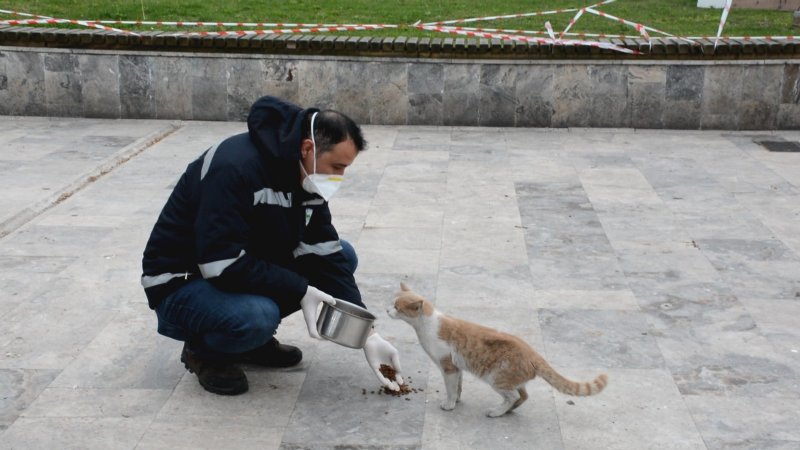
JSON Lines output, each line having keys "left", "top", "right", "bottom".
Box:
{"left": 388, "top": 283, "right": 608, "bottom": 417}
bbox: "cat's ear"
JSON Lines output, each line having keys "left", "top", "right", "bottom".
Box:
{"left": 400, "top": 282, "right": 411, "bottom": 292}
{"left": 411, "top": 299, "right": 424, "bottom": 312}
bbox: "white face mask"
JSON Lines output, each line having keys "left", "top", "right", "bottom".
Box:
{"left": 300, "top": 112, "right": 344, "bottom": 202}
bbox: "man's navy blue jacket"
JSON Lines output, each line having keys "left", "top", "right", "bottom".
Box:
{"left": 141, "top": 96, "right": 363, "bottom": 316}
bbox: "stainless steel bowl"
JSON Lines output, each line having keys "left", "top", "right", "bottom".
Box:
{"left": 316, "top": 301, "right": 376, "bottom": 349}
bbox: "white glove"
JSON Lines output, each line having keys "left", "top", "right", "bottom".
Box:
{"left": 300, "top": 286, "right": 336, "bottom": 340}
{"left": 364, "top": 332, "right": 403, "bottom": 391}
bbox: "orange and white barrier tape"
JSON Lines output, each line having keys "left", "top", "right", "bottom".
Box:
{"left": 561, "top": 8, "right": 585, "bottom": 39}
{"left": 701, "top": 35, "right": 795, "bottom": 41}
{"left": 417, "top": 24, "right": 640, "bottom": 54}
{"left": 172, "top": 25, "right": 394, "bottom": 36}
{"left": 0, "top": 16, "right": 390, "bottom": 34}
{"left": 0, "top": 9, "right": 51, "bottom": 20}
{"left": 544, "top": 21, "right": 558, "bottom": 42}
{"left": 584, "top": 7, "right": 651, "bottom": 41}
{"left": 0, "top": 9, "right": 387, "bottom": 37}
{"left": 584, "top": 0, "right": 619, "bottom": 8}
{"left": 174, "top": 25, "right": 392, "bottom": 37}
{"left": 0, "top": 9, "right": 138, "bottom": 35}
{"left": 714, "top": 0, "right": 733, "bottom": 48}
{"left": 561, "top": 0, "right": 620, "bottom": 39}
{"left": 429, "top": 25, "right": 797, "bottom": 43}
{"left": 92, "top": 20, "right": 397, "bottom": 29}
{"left": 422, "top": 9, "right": 578, "bottom": 26}
{"left": 436, "top": 26, "right": 634, "bottom": 41}
{"left": 423, "top": 0, "right": 617, "bottom": 28}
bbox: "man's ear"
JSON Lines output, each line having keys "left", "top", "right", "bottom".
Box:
{"left": 300, "top": 138, "right": 314, "bottom": 158}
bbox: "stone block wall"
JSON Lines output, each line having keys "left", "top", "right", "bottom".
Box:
{"left": 1, "top": 47, "right": 799, "bottom": 129}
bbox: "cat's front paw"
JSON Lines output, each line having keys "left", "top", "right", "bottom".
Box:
{"left": 440, "top": 400, "right": 457, "bottom": 411}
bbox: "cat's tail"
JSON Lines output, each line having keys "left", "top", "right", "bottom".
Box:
{"left": 537, "top": 362, "right": 608, "bottom": 396}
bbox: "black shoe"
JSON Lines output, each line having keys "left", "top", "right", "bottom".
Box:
{"left": 181, "top": 344, "right": 249, "bottom": 396}
{"left": 235, "top": 338, "right": 303, "bottom": 368}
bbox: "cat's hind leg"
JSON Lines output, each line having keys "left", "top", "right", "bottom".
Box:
{"left": 487, "top": 388, "right": 520, "bottom": 418}
{"left": 509, "top": 387, "right": 528, "bottom": 411}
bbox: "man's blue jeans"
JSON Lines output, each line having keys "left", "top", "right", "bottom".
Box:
{"left": 155, "top": 240, "right": 358, "bottom": 357}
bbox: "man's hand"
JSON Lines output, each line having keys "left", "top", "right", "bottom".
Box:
{"left": 363, "top": 333, "right": 403, "bottom": 391}
{"left": 300, "top": 286, "right": 336, "bottom": 339}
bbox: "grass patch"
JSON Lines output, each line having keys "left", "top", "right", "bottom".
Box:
{"left": 0, "top": 0, "right": 796, "bottom": 38}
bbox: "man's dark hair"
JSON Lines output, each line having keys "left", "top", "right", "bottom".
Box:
{"left": 302, "top": 109, "right": 367, "bottom": 154}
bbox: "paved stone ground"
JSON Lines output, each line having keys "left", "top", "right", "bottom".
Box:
{"left": 1, "top": 117, "right": 799, "bottom": 449}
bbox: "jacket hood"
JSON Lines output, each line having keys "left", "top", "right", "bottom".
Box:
{"left": 247, "top": 96, "right": 318, "bottom": 161}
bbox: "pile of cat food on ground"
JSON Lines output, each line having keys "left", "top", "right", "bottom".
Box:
{"left": 361, "top": 364, "right": 422, "bottom": 397}
{"left": 379, "top": 364, "right": 414, "bottom": 396}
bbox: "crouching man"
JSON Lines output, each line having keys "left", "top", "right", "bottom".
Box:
{"left": 141, "top": 96, "right": 402, "bottom": 395}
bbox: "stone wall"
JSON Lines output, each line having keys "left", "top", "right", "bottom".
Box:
{"left": 1, "top": 46, "right": 799, "bottom": 129}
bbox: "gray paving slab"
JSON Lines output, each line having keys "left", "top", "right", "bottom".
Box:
{"left": 0, "top": 117, "right": 178, "bottom": 238}
{"left": 1, "top": 118, "right": 800, "bottom": 449}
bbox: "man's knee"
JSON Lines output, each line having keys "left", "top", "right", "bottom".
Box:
{"left": 228, "top": 298, "right": 281, "bottom": 346}
{"left": 340, "top": 239, "right": 358, "bottom": 274}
